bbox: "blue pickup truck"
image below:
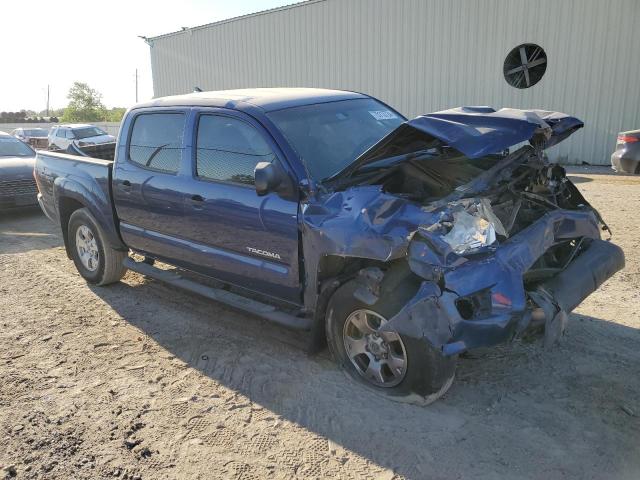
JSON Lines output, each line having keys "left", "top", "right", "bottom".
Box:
{"left": 35, "top": 88, "right": 624, "bottom": 403}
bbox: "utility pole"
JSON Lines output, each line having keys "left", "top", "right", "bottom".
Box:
{"left": 46, "top": 85, "right": 50, "bottom": 117}
{"left": 135, "top": 69, "right": 138, "bottom": 103}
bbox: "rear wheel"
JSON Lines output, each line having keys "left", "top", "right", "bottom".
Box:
{"left": 68, "top": 208, "right": 127, "bottom": 285}
{"left": 326, "top": 279, "right": 456, "bottom": 405}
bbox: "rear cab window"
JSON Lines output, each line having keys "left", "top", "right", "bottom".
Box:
{"left": 195, "top": 115, "right": 275, "bottom": 186}
{"left": 128, "top": 113, "right": 186, "bottom": 174}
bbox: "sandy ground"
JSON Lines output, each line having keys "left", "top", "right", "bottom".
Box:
{"left": 0, "top": 168, "right": 639, "bottom": 480}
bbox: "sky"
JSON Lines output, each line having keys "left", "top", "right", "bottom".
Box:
{"left": 0, "top": 0, "right": 298, "bottom": 113}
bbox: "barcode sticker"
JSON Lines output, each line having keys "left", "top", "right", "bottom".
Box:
{"left": 369, "top": 110, "right": 398, "bottom": 120}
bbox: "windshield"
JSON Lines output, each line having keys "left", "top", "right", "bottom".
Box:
{"left": 0, "top": 137, "right": 35, "bottom": 157}
{"left": 24, "top": 129, "right": 48, "bottom": 137}
{"left": 267, "top": 98, "right": 405, "bottom": 180}
{"left": 73, "top": 127, "right": 108, "bottom": 139}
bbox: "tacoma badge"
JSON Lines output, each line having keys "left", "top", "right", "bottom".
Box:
{"left": 246, "top": 247, "right": 282, "bottom": 260}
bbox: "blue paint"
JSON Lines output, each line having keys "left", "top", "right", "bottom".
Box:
{"left": 34, "top": 89, "right": 623, "bottom": 356}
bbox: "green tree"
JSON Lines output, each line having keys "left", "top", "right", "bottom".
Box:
{"left": 105, "top": 107, "right": 126, "bottom": 122}
{"left": 61, "top": 82, "right": 107, "bottom": 122}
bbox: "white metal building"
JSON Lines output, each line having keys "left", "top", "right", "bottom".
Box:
{"left": 147, "top": 0, "right": 640, "bottom": 165}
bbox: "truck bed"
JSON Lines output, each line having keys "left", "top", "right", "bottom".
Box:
{"left": 48, "top": 141, "right": 116, "bottom": 161}
{"left": 34, "top": 150, "right": 124, "bottom": 251}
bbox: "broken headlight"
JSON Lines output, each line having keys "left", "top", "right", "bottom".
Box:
{"left": 440, "top": 199, "right": 504, "bottom": 254}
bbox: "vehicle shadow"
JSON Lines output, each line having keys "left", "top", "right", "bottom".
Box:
{"left": 0, "top": 208, "right": 61, "bottom": 255}
{"left": 88, "top": 275, "right": 640, "bottom": 479}
{"left": 566, "top": 175, "right": 594, "bottom": 184}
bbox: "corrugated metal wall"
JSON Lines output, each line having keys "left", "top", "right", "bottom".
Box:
{"left": 149, "top": 0, "right": 640, "bottom": 165}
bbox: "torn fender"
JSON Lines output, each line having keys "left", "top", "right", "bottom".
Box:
{"left": 301, "top": 185, "right": 443, "bottom": 306}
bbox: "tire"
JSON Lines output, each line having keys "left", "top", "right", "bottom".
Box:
{"left": 326, "top": 278, "right": 456, "bottom": 405}
{"left": 68, "top": 208, "right": 127, "bottom": 286}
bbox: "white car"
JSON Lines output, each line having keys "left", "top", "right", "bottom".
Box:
{"left": 11, "top": 128, "right": 49, "bottom": 148}
{"left": 48, "top": 124, "right": 115, "bottom": 150}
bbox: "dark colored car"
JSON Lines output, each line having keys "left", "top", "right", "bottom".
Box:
{"left": 0, "top": 132, "right": 38, "bottom": 209}
{"left": 611, "top": 129, "right": 640, "bottom": 173}
{"left": 11, "top": 127, "right": 49, "bottom": 149}
{"left": 34, "top": 89, "right": 624, "bottom": 404}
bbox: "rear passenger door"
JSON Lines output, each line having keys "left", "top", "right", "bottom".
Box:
{"left": 180, "top": 110, "right": 301, "bottom": 303}
{"left": 113, "top": 110, "right": 193, "bottom": 260}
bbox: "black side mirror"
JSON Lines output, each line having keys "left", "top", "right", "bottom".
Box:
{"left": 254, "top": 162, "right": 283, "bottom": 196}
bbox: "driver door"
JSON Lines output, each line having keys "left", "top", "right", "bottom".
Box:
{"left": 179, "top": 109, "right": 301, "bottom": 304}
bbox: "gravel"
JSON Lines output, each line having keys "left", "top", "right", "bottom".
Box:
{"left": 0, "top": 168, "right": 638, "bottom": 479}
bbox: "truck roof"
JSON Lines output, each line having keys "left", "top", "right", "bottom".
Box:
{"left": 132, "top": 88, "right": 368, "bottom": 113}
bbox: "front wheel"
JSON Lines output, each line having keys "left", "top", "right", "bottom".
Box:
{"left": 68, "top": 208, "right": 127, "bottom": 286}
{"left": 326, "top": 279, "right": 456, "bottom": 405}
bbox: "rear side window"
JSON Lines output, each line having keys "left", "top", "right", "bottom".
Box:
{"left": 57, "top": 129, "right": 66, "bottom": 138}
{"left": 129, "top": 113, "right": 185, "bottom": 174}
{"left": 196, "top": 115, "right": 274, "bottom": 185}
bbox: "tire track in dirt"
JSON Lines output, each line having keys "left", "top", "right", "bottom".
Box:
{"left": 2, "top": 174, "right": 640, "bottom": 479}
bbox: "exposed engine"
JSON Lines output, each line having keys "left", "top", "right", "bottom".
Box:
{"left": 367, "top": 145, "right": 605, "bottom": 257}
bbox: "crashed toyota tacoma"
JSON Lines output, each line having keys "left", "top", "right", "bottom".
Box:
{"left": 33, "top": 89, "right": 624, "bottom": 404}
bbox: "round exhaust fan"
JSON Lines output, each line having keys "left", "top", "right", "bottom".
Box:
{"left": 504, "top": 44, "right": 547, "bottom": 89}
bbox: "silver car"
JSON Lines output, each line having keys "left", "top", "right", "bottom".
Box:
{"left": 48, "top": 124, "right": 115, "bottom": 151}
{"left": 11, "top": 127, "right": 49, "bottom": 149}
{"left": 611, "top": 129, "right": 640, "bottom": 174}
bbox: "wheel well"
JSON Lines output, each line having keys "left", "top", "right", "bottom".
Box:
{"left": 308, "top": 255, "right": 417, "bottom": 353}
{"left": 58, "top": 197, "right": 86, "bottom": 258}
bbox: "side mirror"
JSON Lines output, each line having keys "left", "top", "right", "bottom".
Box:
{"left": 254, "top": 162, "right": 283, "bottom": 196}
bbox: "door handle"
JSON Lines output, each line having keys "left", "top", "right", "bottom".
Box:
{"left": 189, "top": 194, "right": 205, "bottom": 210}
{"left": 120, "top": 180, "right": 132, "bottom": 194}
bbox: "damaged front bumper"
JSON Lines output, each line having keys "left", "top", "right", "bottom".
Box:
{"left": 382, "top": 209, "right": 625, "bottom": 356}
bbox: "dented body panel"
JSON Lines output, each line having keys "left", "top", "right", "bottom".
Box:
{"left": 35, "top": 89, "right": 625, "bottom": 358}
{"left": 302, "top": 106, "right": 624, "bottom": 355}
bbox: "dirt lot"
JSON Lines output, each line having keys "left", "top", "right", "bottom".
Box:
{"left": 1, "top": 168, "right": 639, "bottom": 480}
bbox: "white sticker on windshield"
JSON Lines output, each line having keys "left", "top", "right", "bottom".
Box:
{"left": 369, "top": 110, "right": 398, "bottom": 121}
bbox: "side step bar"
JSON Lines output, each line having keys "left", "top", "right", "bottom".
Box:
{"left": 123, "top": 258, "right": 312, "bottom": 331}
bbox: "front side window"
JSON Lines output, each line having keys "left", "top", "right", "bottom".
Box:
{"left": 57, "top": 129, "right": 67, "bottom": 138}
{"left": 65, "top": 130, "right": 75, "bottom": 139}
{"left": 129, "top": 113, "right": 185, "bottom": 174}
{"left": 196, "top": 115, "right": 275, "bottom": 186}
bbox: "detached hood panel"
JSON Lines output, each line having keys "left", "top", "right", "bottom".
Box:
{"left": 344, "top": 107, "right": 583, "bottom": 175}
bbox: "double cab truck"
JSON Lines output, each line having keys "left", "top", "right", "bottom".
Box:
{"left": 35, "top": 88, "right": 624, "bottom": 403}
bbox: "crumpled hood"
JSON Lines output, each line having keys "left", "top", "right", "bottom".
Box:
{"left": 0, "top": 156, "right": 36, "bottom": 179}
{"left": 337, "top": 107, "right": 583, "bottom": 178}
